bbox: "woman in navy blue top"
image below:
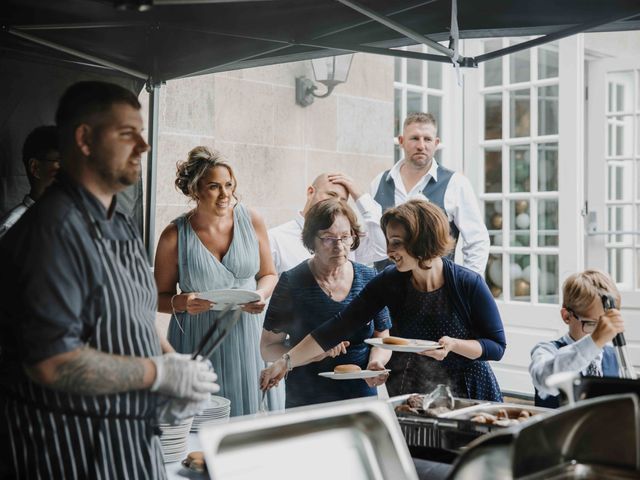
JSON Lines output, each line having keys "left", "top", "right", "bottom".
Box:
{"left": 261, "top": 200, "right": 506, "bottom": 402}
{"left": 261, "top": 199, "right": 391, "bottom": 408}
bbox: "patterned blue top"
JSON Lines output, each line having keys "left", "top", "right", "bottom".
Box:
{"left": 264, "top": 261, "right": 391, "bottom": 408}
{"left": 311, "top": 257, "right": 506, "bottom": 402}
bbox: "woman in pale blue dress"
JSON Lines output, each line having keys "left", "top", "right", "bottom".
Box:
{"left": 154, "top": 146, "right": 283, "bottom": 416}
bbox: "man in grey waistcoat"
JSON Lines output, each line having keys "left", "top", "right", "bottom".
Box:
{"left": 370, "top": 112, "right": 489, "bottom": 275}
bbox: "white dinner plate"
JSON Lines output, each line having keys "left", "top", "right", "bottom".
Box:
{"left": 318, "top": 369, "right": 391, "bottom": 380}
{"left": 196, "top": 289, "right": 260, "bottom": 310}
{"left": 365, "top": 337, "right": 444, "bottom": 353}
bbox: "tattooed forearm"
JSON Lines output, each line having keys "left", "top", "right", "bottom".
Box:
{"left": 28, "top": 347, "right": 150, "bottom": 395}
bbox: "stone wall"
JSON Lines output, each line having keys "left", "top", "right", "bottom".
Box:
{"left": 141, "top": 53, "right": 394, "bottom": 334}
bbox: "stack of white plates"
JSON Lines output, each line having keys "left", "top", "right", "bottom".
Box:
{"left": 158, "top": 417, "right": 193, "bottom": 463}
{"left": 191, "top": 395, "right": 231, "bottom": 433}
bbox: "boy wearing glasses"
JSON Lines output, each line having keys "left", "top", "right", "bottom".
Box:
{"left": 529, "top": 270, "right": 626, "bottom": 408}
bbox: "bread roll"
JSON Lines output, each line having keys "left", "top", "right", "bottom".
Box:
{"left": 382, "top": 336, "right": 410, "bottom": 345}
{"left": 333, "top": 364, "right": 362, "bottom": 373}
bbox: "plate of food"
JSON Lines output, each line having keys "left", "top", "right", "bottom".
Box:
{"left": 196, "top": 289, "right": 261, "bottom": 310}
{"left": 365, "top": 337, "right": 443, "bottom": 353}
{"left": 318, "top": 364, "right": 391, "bottom": 380}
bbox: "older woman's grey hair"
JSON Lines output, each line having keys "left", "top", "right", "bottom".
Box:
{"left": 175, "top": 146, "right": 238, "bottom": 201}
{"left": 302, "top": 198, "right": 363, "bottom": 253}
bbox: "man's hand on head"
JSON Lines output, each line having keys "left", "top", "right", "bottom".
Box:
{"left": 327, "top": 172, "right": 362, "bottom": 200}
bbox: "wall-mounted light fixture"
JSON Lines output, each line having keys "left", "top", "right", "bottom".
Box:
{"left": 295, "top": 54, "right": 353, "bottom": 107}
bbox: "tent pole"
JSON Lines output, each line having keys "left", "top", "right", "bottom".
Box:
{"left": 145, "top": 80, "right": 161, "bottom": 264}
{"left": 335, "top": 0, "right": 454, "bottom": 57}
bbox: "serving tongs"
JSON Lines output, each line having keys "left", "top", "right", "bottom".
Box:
{"left": 603, "top": 294, "right": 637, "bottom": 380}
{"left": 422, "top": 384, "right": 455, "bottom": 411}
{"left": 191, "top": 303, "right": 243, "bottom": 360}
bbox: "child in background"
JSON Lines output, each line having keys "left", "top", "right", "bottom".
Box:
{"left": 529, "top": 269, "right": 625, "bottom": 408}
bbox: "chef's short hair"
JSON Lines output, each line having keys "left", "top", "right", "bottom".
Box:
{"left": 56, "top": 81, "right": 141, "bottom": 150}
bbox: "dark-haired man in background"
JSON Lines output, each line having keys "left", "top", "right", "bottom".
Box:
{"left": 0, "top": 125, "right": 60, "bottom": 239}
{"left": 0, "top": 81, "right": 218, "bottom": 479}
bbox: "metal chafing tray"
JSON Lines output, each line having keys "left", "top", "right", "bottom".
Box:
{"left": 388, "top": 394, "right": 550, "bottom": 451}
{"left": 198, "top": 398, "right": 419, "bottom": 480}
{"left": 448, "top": 393, "right": 640, "bottom": 479}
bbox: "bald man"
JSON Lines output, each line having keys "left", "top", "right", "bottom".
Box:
{"left": 268, "top": 173, "right": 387, "bottom": 274}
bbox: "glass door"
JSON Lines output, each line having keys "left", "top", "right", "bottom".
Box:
{"left": 586, "top": 56, "right": 640, "bottom": 309}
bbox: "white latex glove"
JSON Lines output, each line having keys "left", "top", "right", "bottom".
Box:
{"left": 150, "top": 353, "right": 219, "bottom": 401}
{"left": 156, "top": 394, "right": 211, "bottom": 425}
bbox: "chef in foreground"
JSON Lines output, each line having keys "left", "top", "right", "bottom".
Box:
{"left": 0, "top": 81, "right": 218, "bottom": 479}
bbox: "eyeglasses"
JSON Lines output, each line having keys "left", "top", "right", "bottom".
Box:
{"left": 567, "top": 308, "right": 599, "bottom": 333}
{"left": 316, "top": 235, "right": 356, "bottom": 248}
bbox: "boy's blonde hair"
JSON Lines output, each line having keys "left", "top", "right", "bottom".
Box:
{"left": 562, "top": 269, "right": 621, "bottom": 313}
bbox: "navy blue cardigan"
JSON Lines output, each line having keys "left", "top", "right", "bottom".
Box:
{"left": 311, "top": 257, "right": 506, "bottom": 361}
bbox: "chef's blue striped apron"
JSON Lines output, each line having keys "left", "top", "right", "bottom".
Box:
{"left": 2, "top": 187, "right": 166, "bottom": 479}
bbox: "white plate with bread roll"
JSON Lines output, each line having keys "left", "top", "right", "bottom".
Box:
{"left": 318, "top": 364, "right": 390, "bottom": 380}
{"left": 365, "top": 337, "right": 444, "bottom": 353}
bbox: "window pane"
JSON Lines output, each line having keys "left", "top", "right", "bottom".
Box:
{"left": 428, "top": 61, "right": 443, "bottom": 90}
{"left": 538, "top": 199, "right": 559, "bottom": 247}
{"left": 407, "top": 46, "right": 423, "bottom": 86}
{"left": 510, "top": 145, "right": 530, "bottom": 192}
{"left": 608, "top": 248, "right": 633, "bottom": 286}
{"left": 484, "top": 39, "right": 502, "bottom": 87}
{"left": 510, "top": 254, "right": 531, "bottom": 302}
{"left": 607, "top": 71, "right": 633, "bottom": 113}
{"left": 509, "top": 45, "right": 530, "bottom": 84}
{"left": 607, "top": 116, "right": 633, "bottom": 157}
{"left": 485, "top": 200, "right": 503, "bottom": 246}
{"left": 394, "top": 89, "right": 402, "bottom": 137}
{"left": 510, "top": 200, "right": 530, "bottom": 247}
{"left": 484, "top": 93, "right": 502, "bottom": 139}
{"left": 538, "top": 143, "right": 558, "bottom": 192}
{"left": 428, "top": 95, "right": 442, "bottom": 136}
{"left": 407, "top": 91, "right": 422, "bottom": 115}
{"left": 637, "top": 160, "right": 640, "bottom": 202}
{"left": 608, "top": 205, "right": 634, "bottom": 245}
{"left": 607, "top": 161, "right": 633, "bottom": 201}
{"left": 394, "top": 144, "right": 402, "bottom": 163}
{"left": 484, "top": 148, "right": 502, "bottom": 193}
{"left": 510, "top": 89, "right": 530, "bottom": 137}
{"left": 538, "top": 85, "right": 559, "bottom": 135}
{"left": 486, "top": 254, "right": 503, "bottom": 299}
{"left": 394, "top": 57, "right": 402, "bottom": 82}
{"left": 538, "top": 43, "right": 559, "bottom": 79}
{"left": 539, "top": 255, "right": 559, "bottom": 304}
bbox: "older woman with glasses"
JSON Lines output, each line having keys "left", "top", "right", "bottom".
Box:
{"left": 260, "top": 198, "right": 391, "bottom": 408}
{"left": 530, "top": 269, "right": 626, "bottom": 408}
{"left": 261, "top": 199, "right": 506, "bottom": 402}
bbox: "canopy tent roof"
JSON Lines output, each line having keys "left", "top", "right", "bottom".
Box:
{"left": 3, "top": 0, "right": 640, "bottom": 83}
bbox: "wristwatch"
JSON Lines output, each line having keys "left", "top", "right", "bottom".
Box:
{"left": 282, "top": 353, "right": 293, "bottom": 372}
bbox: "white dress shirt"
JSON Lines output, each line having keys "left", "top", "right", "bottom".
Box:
{"left": 0, "top": 195, "right": 35, "bottom": 240}
{"left": 529, "top": 333, "right": 605, "bottom": 399}
{"left": 370, "top": 160, "right": 490, "bottom": 275}
{"left": 268, "top": 193, "right": 388, "bottom": 274}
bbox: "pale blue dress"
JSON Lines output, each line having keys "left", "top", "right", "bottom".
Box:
{"left": 168, "top": 204, "right": 285, "bottom": 416}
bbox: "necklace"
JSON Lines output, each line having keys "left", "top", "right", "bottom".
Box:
{"left": 309, "top": 259, "right": 334, "bottom": 299}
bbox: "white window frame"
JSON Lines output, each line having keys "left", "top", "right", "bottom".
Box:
{"left": 464, "top": 35, "right": 585, "bottom": 394}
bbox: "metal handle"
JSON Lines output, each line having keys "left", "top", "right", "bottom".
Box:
{"left": 585, "top": 211, "right": 640, "bottom": 236}
{"left": 602, "top": 294, "right": 637, "bottom": 380}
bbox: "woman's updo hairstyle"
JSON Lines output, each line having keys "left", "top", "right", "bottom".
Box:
{"left": 175, "top": 146, "right": 238, "bottom": 201}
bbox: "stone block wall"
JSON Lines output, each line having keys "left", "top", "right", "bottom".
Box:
{"left": 141, "top": 53, "right": 394, "bottom": 334}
